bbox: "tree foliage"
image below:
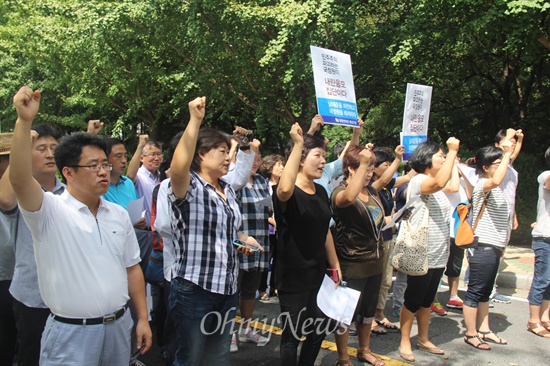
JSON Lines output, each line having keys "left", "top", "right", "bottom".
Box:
{"left": 1, "top": 0, "right": 549, "bottom": 243}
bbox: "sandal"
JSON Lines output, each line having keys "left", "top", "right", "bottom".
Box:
{"left": 375, "top": 318, "right": 399, "bottom": 330}
{"left": 259, "top": 292, "right": 270, "bottom": 303}
{"left": 527, "top": 322, "right": 550, "bottom": 338}
{"left": 371, "top": 324, "right": 387, "bottom": 335}
{"left": 416, "top": 342, "right": 444, "bottom": 355}
{"left": 478, "top": 330, "right": 507, "bottom": 345}
{"left": 357, "top": 350, "right": 385, "bottom": 366}
{"left": 397, "top": 346, "right": 415, "bottom": 362}
{"left": 464, "top": 334, "right": 491, "bottom": 350}
{"left": 541, "top": 321, "right": 550, "bottom": 331}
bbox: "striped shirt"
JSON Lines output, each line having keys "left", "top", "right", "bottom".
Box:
{"left": 168, "top": 171, "right": 242, "bottom": 295}
{"left": 236, "top": 174, "right": 270, "bottom": 271}
{"left": 408, "top": 174, "right": 451, "bottom": 268}
{"left": 473, "top": 178, "right": 510, "bottom": 248}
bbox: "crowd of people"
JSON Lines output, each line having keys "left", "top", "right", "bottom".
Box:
{"left": 0, "top": 86, "right": 549, "bottom": 366}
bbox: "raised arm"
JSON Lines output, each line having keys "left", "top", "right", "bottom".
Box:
{"left": 372, "top": 145, "right": 404, "bottom": 191}
{"left": 307, "top": 114, "right": 324, "bottom": 135}
{"left": 483, "top": 141, "right": 513, "bottom": 192}
{"left": 510, "top": 129, "right": 523, "bottom": 162}
{"left": 443, "top": 159, "right": 460, "bottom": 194}
{"left": 350, "top": 118, "right": 364, "bottom": 146}
{"left": 170, "top": 97, "right": 206, "bottom": 199}
{"left": 9, "top": 87, "right": 44, "bottom": 212}
{"left": 224, "top": 138, "right": 258, "bottom": 191}
{"left": 127, "top": 134, "right": 148, "bottom": 182}
{"left": 394, "top": 168, "right": 416, "bottom": 188}
{"left": 276, "top": 123, "right": 303, "bottom": 203}
{"left": 420, "top": 137, "right": 460, "bottom": 195}
{"left": 87, "top": 120, "right": 104, "bottom": 135}
{"left": 334, "top": 148, "right": 373, "bottom": 208}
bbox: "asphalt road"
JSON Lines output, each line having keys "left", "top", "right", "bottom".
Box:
{"left": 140, "top": 287, "right": 549, "bottom": 366}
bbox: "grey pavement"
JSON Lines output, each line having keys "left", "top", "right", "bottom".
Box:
{"left": 141, "top": 245, "right": 547, "bottom": 366}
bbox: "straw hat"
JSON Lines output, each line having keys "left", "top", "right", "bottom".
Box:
{"left": 0, "top": 133, "right": 13, "bottom": 155}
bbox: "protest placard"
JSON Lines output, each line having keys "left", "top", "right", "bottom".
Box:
{"left": 402, "top": 83, "right": 433, "bottom": 159}
{"left": 310, "top": 46, "right": 358, "bottom": 127}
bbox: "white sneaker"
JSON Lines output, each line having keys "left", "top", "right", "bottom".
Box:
{"left": 237, "top": 329, "right": 270, "bottom": 346}
{"left": 230, "top": 333, "right": 238, "bottom": 353}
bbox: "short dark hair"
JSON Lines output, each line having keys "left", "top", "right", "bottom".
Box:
{"left": 342, "top": 144, "right": 374, "bottom": 179}
{"left": 473, "top": 146, "right": 503, "bottom": 176}
{"left": 258, "top": 154, "right": 284, "bottom": 178}
{"left": 31, "top": 124, "right": 61, "bottom": 141}
{"left": 373, "top": 146, "right": 394, "bottom": 167}
{"left": 333, "top": 141, "right": 347, "bottom": 158}
{"left": 493, "top": 129, "right": 517, "bottom": 145}
{"left": 545, "top": 146, "right": 550, "bottom": 169}
{"left": 55, "top": 132, "right": 108, "bottom": 180}
{"left": 191, "top": 127, "right": 231, "bottom": 172}
{"left": 104, "top": 138, "right": 124, "bottom": 156}
{"left": 284, "top": 134, "right": 326, "bottom": 163}
{"left": 409, "top": 141, "right": 441, "bottom": 174}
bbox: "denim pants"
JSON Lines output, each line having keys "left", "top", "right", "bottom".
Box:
{"left": 528, "top": 239, "right": 550, "bottom": 305}
{"left": 464, "top": 245, "right": 502, "bottom": 308}
{"left": 169, "top": 277, "right": 237, "bottom": 366}
{"left": 392, "top": 271, "right": 408, "bottom": 310}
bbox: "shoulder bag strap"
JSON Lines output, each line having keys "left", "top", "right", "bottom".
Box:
{"left": 472, "top": 193, "right": 488, "bottom": 231}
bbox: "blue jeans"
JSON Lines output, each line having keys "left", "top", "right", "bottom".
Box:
{"left": 528, "top": 239, "right": 550, "bottom": 305}
{"left": 169, "top": 277, "right": 237, "bottom": 366}
{"left": 464, "top": 245, "right": 502, "bottom": 308}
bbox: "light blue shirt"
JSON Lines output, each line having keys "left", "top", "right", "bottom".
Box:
{"left": 103, "top": 175, "right": 139, "bottom": 209}
{"left": 315, "top": 158, "right": 343, "bottom": 199}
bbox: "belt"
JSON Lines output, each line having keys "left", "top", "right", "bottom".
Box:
{"left": 51, "top": 307, "right": 127, "bottom": 325}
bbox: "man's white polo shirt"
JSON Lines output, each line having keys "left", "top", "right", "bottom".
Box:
{"left": 19, "top": 190, "right": 140, "bottom": 318}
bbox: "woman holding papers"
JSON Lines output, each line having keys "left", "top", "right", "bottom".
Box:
{"left": 331, "top": 144, "right": 386, "bottom": 366}
{"left": 273, "top": 123, "right": 341, "bottom": 366}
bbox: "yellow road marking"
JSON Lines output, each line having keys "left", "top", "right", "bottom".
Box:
{"left": 235, "top": 316, "right": 412, "bottom": 365}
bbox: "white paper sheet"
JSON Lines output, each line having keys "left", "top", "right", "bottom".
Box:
{"left": 316, "top": 275, "right": 361, "bottom": 326}
{"left": 381, "top": 195, "right": 421, "bottom": 231}
{"left": 127, "top": 197, "right": 145, "bottom": 224}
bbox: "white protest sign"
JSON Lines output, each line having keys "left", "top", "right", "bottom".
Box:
{"left": 310, "top": 45, "right": 358, "bottom": 127}
{"left": 402, "top": 83, "right": 433, "bottom": 159}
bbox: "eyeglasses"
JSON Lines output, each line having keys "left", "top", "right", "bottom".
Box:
{"left": 68, "top": 163, "right": 112, "bottom": 172}
{"left": 143, "top": 153, "right": 163, "bottom": 158}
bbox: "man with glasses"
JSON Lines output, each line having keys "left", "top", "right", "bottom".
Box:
{"left": 9, "top": 86, "right": 152, "bottom": 365}
{"left": 128, "top": 139, "right": 162, "bottom": 227}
